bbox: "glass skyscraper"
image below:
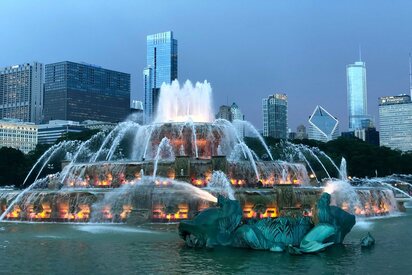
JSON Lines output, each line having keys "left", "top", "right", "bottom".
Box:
{"left": 262, "top": 94, "right": 288, "bottom": 139}
{"left": 143, "top": 31, "right": 178, "bottom": 123}
{"left": 308, "top": 105, "right": 339, "bottom": 142}
{"left": 347, "top": 61, "right": 370, "bottom": 130}
{"left": 0, "top": 62, "right": 43, "bottom": 124}
{"left": 379, "top": 95, "right": 412, "bottom": 152}
{"left": 43, "top": 61, "right": 130, "bottom": 123}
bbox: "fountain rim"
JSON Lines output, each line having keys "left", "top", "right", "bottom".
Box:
{"left": 64, "top": 159, "right": 308, "bottom": 167}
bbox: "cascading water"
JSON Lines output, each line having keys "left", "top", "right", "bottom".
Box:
{"left": 314, "top": 148, "right": 342, "bottom": 178}
{"left": 340, "top": 157, "right": 348, "bottom": 181}
{"left": 187, "top": 120, "right": 199, "bottom": 159}
{"left": 233, "top": 119, "right": 274, "bottom": 160}
{"left": 279, "top": 142, "right": 333, "bottom": 179}
{"left": 206, "top": 171, "right": 235, "bottom": 200}
{"left": 154, "top": 80, "right": 214, "bottom": 123}
{"left": 0, "top": 140, "right": 79, "bottom": 221}
{"left": 324, "top": 178, "right": 399, "bottom": 216}
{"left": 153, "top": 137, "right": 175, "bottom": 179}
{"left": 0, "top": 79, "right": 403, "bottom": 224}
{"left": 323, "top": 179, "right": 361, "bottom": 213}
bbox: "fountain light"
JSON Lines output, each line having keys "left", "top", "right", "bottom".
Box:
{"left": 75, "top": 204, "right": 90, "bottom": 221}
{"left": 134, "top": 172, "right": 142, "bottom": 181}
{"left": 6, "top": 205, "right": 21, "bottom": 219}
{"left": 242, "top": 204, "right": 277, "bottom": 219}
{"left": 152, "top": 203, "right": 189, "bottom": 221}
{"left": 118, "top": 173, "right": 126, "bottom": 185}
{"left": 120, "top": 205, "right": 132, "bottom": 220}
{"left": 261, "top": 207, "right": 277, "bottom": 218}
{"left": 167, "top": 171, "right": 175, "bottom": 180}
{"left": 102, "top": 205, "right": 113, "bottom": 219}
{"left": 192, "top": 179, "right": 205, "bottom": 187}
{"left": 30, "top": 203, "right": 51, "bottom": 219}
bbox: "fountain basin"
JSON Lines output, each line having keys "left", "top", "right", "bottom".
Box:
{"left": 0, "top": 185, "right": 400, "bottom": 224}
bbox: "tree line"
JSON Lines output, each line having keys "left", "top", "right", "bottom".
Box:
{"left": 245, "top": 136, "right": 412, "bottom": 178}
{"left": 0, "top": 129, "right": 99, "bottom": 188}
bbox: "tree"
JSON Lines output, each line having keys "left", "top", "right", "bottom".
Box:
{"left": 245, "top": 136, "right": 412, "bottom": 178}
{"left": 56, "top": 129, "right": 100, "bottom": 143}
{"left": 0, "top": 147, "right": 28, "bottom": 187}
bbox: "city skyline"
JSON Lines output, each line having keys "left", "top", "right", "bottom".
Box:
{"left": 1, "top": 1, "right": 412, "bottom": 131}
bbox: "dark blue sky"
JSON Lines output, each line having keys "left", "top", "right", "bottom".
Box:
{"left": 1, "top": 0, "right": 412, "bottom": 131}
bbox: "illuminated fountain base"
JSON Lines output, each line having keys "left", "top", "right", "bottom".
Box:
{"left": 0, "top": 184, "right": 399, "bottom": 224}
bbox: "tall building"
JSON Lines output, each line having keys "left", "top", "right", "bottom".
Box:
{"left": 347, "top": 60, "right": 370, "bottom": 130}
{"left": 354, "top": 127, "right": 379, "bottom": 146}
{"left": 308, "top": 105, "right": 339, "bottom": 142}
{"left": 230, "top": 103, "right": 245, "bottom": 137}
{"left": 262, "top": 94, "right": 288, "bottom": 139}
{"left": 43, "top": 61, "right": 130, "bottom": 123}
{"left": 215, "top": 105, "right": 232, "bottom": 121}
{"left": 0, "top": 62, "right": 43, "bottom": 124}
{"left": 144, "top": 31, "right": 178, "bottom": 123}
{"left": 295, "top": 124, "right": 308, "bottom": 140}
{"left": 0, "top": 119, "right": 37, "bottom": 153}
{"left": 379, "top": 95, "right": 412, "bottom": 151}
{"left": 230, "top": 103, "right": 244, "bottom": 122}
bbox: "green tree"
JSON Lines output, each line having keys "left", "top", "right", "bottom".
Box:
{"left": 56, "top": 129, "right": 100, "bottom": 143}
{"left": 0, "top": 147, "right": 28, "bottom": 187}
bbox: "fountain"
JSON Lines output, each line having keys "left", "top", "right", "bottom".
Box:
{"left": 0, "top": 80, "right": 407, "bottom": 224}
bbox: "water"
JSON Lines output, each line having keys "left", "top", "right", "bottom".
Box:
{"left": 340, "top": 157, "right": 348, "bottom": 181}
{"left": 0, "top": 210, "right": 411, "bottom": 274}
{"left": 206, "top": 171, "right": 235, "bottom": 200}
{"left": 13, "top": 80, "right": 313, "bottom": 196}
{"left": 152, "top": 137, "right": 174, "bottom": 178}
{"left": 154, "top": 80, "right": 214, "bottom": 123}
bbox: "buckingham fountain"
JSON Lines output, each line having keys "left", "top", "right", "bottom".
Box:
{"left": 0, "top": 80, "right": 408, "bottom": 227}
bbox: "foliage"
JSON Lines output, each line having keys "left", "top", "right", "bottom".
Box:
{"left": 0, "top": 147, "right": 29, "bottom": 187}
{"left": 245, "top": 136, "right": 412, "bottom": 178}
{"left": 0, "top": 129, "right": 102, "bottom": 187}
{"left": 56, "top": 129, "right": 100, "bottom": 143}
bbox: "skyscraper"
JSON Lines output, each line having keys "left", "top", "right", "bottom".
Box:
{"left": 230, "top": 103, "right": 244, "bottom": 122}
{"left": 295, "top": 124, "right": 308, "bottom": 140}
{"left": 262, "top": 94, "right": 287, "bottom": 139}
{"left": 379, "top": 95, "right": 412, "bottom": 151}
{"left": 0, "top": 62, "right": 43, "bottom": 124}
{"left": 43, "top": 61, "right": 130, "bottom": 123}
{"left": 144, "top": 31, "right": 178, "bottom": 123}
{"left": 230, "top": 103, "right": 245, "bottom": 137}
{"left": 347, "top": 60, "right": 370, "bottom": 130}
{"left": 215, "top": 105, "right": 232, "bottom": 121}
{"left": 308, "top": 105, "right": 339, "bottom": 142}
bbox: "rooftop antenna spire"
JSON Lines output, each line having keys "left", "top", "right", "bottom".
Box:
{"left": 358, "top": 44, "right": 362, "bottom": 62}
{"left": 409, "top": 52, "right": 412, "bottom": 98}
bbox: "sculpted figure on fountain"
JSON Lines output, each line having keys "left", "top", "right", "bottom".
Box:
{"left": 178, "top": 192, "right": 356, "bottom": 254}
